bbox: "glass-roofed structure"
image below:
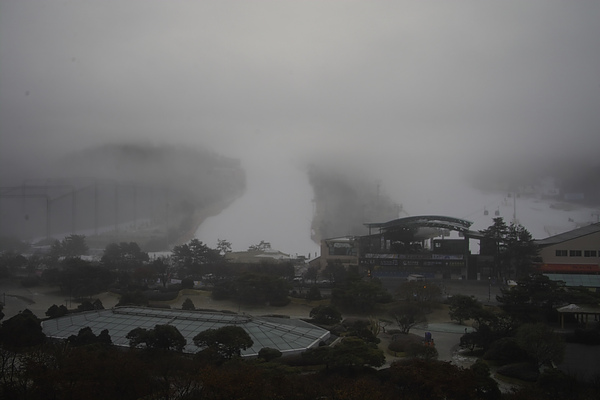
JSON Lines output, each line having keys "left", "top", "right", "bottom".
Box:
{"left": 42, "top": 307, "right": 330, "bottom": 357}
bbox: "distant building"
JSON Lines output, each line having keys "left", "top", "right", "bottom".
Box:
{"left": 318, "top": 215, "right": 484, "bottom": 280}
{"left": 317, "top": 236, "right": 360, "bottom": 269}
{"left": 535, "top": 222, "right": 600, "bottom": 275}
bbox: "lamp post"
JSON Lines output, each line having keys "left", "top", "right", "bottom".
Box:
{"left": 488, "top": 276, "right": 491, "bottom": 302}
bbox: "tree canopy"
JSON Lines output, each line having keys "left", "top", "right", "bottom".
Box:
{"left": 172, "top": 238, "right": 222, "bottom": 273}
{"left": 193, "top": 325, "right": 253, "bottom": 359}
{"left": 50, "top": 234, "right": 89, "bottom": 258}
{"left": 496, "top": 273, "right": 567, "bottom": 322}
{"left": 389, "top": 302, "right": 427, "bottom": 334}
{"left": 448, "top": 294, "right": 484, "bottom": 324}
{"left": 480, "top": 217, "right": 538, "bottom": 279}
{"left": 101, "top": 242, "right": 149, "bottom": 270}
{"left": 331, "top": 271, "right": 392, "bottom": 313}
{"left": 516, "top": 323, "right": 565, "bottom": 368}
{"left": 126, "top": 324, "right": 187, "bottom": 352}
{"left": 303, "top": 336, "right": 385, "bottom": 370}
{"left": 310, "top": 305, "right": 342, "bottom": 325}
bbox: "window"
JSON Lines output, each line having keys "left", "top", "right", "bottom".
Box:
{"left": 584, "top": 250, "right": 597, "bottom": 257}
{"left": 555, "top": 250, "right": 567, "bottom": 257}
{"left": 569, "top": 250, "right": 582, "bottom": 257}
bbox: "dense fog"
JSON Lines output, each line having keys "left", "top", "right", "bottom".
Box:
{"left": 1, "top": 1, "right": 599, "bottom": 254}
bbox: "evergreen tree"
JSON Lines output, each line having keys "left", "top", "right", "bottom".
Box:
{"left": 480, "top": 218, "right": 537, "bottom": 279}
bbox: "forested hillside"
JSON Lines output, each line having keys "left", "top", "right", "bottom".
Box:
{"left": 1, "top": 143, "right": 245, "bottom": 251}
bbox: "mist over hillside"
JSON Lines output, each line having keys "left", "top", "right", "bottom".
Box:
{"left": 468, "top": 155, "right": 600, "bottom": 206}
{"left": 0, "top": 143, "right": 245, "bottom": 250}
{"left": 307, "top": 162, "right": 402, "bottom": 242}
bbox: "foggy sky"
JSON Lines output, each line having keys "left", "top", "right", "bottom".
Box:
{"left": 1, "top": 1, "right": 599, "bottom": 252}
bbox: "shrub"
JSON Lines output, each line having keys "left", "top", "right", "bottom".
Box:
{"left": 406, "top": 342, "right": 438, "bottom": 360}
{"left": 483, "top": 337, "right": 529, "bottom": 366}
{"left": 181, "top": 277, "right": 194, "bottom": 289}
{"left": 258, "top": 347, "right": 282, "bottom": 362}
{"left": 147, "top": 291, "right": 178, "bottom": 302}
{"left": 116, "top": 290, "right": 148, "bottom": 306}
{"left": 536, "top": 368, "right": 579, "bottom": 399}
{"left": 388, "top": 333, "right": 422, "bottom": 354}
{"left": 306, "top": 285, "right": 322, "bottom": 301}
{"left": 496, "top": 362, "right": 539, "bottom": 382}
{"left": 310, "top": 305, "right": 342, "bottom": 325}
{"left": 46, "top": 304, "right": 69, "bottom": 319}
{"left": 182, "top": 298, "right": 195, "bottom": 310}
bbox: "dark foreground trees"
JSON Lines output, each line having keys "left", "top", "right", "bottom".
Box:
{"left": 2, "top": 329, "right": 598, "bottom": 400}
{"left": 0, "top": 309, "right": 45, "bottom": 349}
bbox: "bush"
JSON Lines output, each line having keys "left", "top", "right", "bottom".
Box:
{"left": 182, "top": 298, "right": 195, "bottom": 310}
{"left": 181, "top": 277, "right": 194, "bottom": 289}
{"left": 258, "top": 347, "right": 282, "bottom": 362}
{"left": 46, "top": 304, "right": 69, "bottom": 319}
{"left": 496, "top": 362, "right": 539, "bottom": 382}
{"left": 77, "top": 300, "right": 95, "bottom": 312}
{"left": 388, "top": 333, "right": 422, "bottom": 354}
{"left": 406, "top": 342, "right": 438, "bottom": 360}
{"left": 116, "top": 290, "right": 148, "bottom": 306}
{"left": 306, "top": 285, "right": 322, "bottom": 301}
{"left": 343, "top": 318, "right": 380, "bottom": 344}
{"left": 536, "top": 368, "right": 579, "bottom": 399}
{"left": 310, "top": 305, "right": 342, "bottom": 325}
{"left": 483, "top": 337, "right": 529, "bottom": 366}
{"left": 147, "top": 290, "right": 178, "bottom": 302}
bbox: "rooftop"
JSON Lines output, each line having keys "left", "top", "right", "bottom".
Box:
{"left": 42, "top": 307, "right": 330, "bottom": 356}
{"left": 535, "top": 222, "right": 600, "bottom": 246}
{"left": 545, "top": 273, "right": 600, "bottom": 289}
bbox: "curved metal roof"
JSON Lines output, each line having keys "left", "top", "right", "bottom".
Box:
{"left": 364, "top": 215, "right": 473, "bottom": 231}
{"left": 363, "top": 215, "right": 484, "bottom": 240}
{"left": 42, "top": 307, "right": 330, "bottom": 357}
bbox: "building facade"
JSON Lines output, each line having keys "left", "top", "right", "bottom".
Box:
{"left": 318, "top": 216, "right": 483, "bottom": 280}
{"left": 535, "top": 223, "right": 600, "bottom": 274}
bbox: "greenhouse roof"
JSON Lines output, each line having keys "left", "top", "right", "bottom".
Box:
{"left": 42, "top": 307, "right": 330, "bottom": 357}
